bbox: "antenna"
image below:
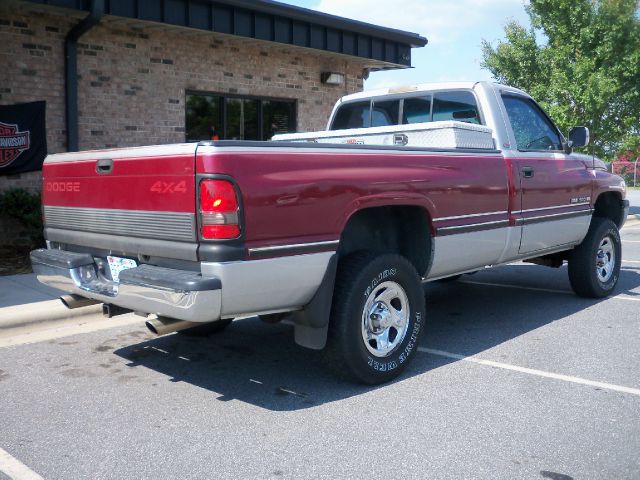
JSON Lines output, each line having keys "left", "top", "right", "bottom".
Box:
{"left": 590, "top": 124, "right": 595, "bottom": 170}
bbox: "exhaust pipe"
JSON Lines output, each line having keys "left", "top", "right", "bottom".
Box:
{"left": 60, "top": 294, "right": 100, "bottom": 309}
{"left": 145, "top": 316, "right": 202, "bottom": 336}
{"left": 102, "top": 303, "right": 131, "bottom": 318}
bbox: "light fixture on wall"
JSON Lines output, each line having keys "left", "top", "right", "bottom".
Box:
{"left": 321, "top": 72, "right": 345, "bottom": 85}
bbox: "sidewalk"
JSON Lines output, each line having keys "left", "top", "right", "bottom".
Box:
{"left": 0, "top": 273, "right": 61, "bottom": 308}
{"left": 0, "top": 274, "right": 101, "bottom": 330}
{"left": 627, "top": 189, "right": 640, "bottom": 217}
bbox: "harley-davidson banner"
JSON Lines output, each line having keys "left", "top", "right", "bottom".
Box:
{"left": 0, "top": 101, "right": 47, "bottom": 175}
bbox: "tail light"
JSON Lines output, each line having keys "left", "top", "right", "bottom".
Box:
{"left": 199, "top": 179, "right": 241, "bottom": 239}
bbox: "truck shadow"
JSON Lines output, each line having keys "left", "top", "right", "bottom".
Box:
{"left": 113, "top": 263, "right": 640, "bottom": 411}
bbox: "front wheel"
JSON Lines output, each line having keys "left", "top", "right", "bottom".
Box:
{"left": 326, "top": 253, "right": 426, "bottom": 384}
{"left": 568, "top": 217, "right": 621, "bottom": 298}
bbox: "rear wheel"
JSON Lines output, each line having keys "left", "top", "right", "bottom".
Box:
{"left": 177, "top": 318, "right": 233, "bottom": 337}
{"left": 568, "top": 217, "right": 621, "bottom": 298}
{"left": 326, "top": 252, "right": 426, "bottom": 384}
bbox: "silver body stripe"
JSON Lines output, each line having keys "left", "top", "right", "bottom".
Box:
{"left": 517, "top": 202, "right": 590, "bottom": 214}
{"left": 248, "top": 240, "right": 339, "bottom": 255}
{"left": 516, "top": 209, "right": 592, "bottom": 223}
{"left": 433, "top": 204, "right": 590, "bottom": 223}
{"left": 437, "top": 220, "right": 509, "bottom": 232}
{"left": 44, "top": 206, "right": 196, "bottom": 242}
{"left": 433, "top": 211, "right": 508, "bottom": 221}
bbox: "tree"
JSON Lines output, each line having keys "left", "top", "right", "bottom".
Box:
{"left": 481, "top": 0, "right": 640, "bottom": 158}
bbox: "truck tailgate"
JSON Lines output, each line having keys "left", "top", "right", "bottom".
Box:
{"left": 42, "top": 144, "right": 198, "bottom": 255}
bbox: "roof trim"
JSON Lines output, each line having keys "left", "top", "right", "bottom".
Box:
{"left": 23, "top": 0, "right": 427, "bottom": 67}
{"left": 223, "top": 0, "right": 428, "bottom": 47}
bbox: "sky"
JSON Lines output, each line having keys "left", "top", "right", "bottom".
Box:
{"left": 278, "top": 0, "right": 531, "bottom": 90}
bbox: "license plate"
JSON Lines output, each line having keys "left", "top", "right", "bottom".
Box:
{"left": 107, "top": 256, "right": 137, "bottom": 282}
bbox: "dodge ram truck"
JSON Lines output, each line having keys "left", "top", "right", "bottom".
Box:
{"left": 31, "top": 81, "right": 629, "bottom": 384}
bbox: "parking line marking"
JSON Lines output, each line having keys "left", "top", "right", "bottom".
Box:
{"left": 459, "top": 280, "right": 640, "bottom": 302}
{"left": 623, "top": 240, "right": 640, "bottom": 243}
{"left": 614, "top": 296, "right": 640, "bottom": 302}
{"left": 418, "top": 347, "right": 640, "bottom": 397}
{"left": 0, "top": 446, "right": 45, "bottom": 480}
{"left": 623, "top": 260, "right": 640, "bottom": 264}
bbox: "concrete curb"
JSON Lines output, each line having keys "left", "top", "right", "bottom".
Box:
{"left": 625, "top": 214, "right": 640, "bottom": 227}
{"left": 0, "top": 299, "right": 102, "bottom": 330}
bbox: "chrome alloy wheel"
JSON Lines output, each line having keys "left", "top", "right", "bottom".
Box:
{"left": 596, "top": 235, "right": 616, "bottom": 283}
{"left": 361, "top": 281, "right": 410, "bottom": 357}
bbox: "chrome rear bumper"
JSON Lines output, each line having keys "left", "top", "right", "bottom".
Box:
{"left": 30, "top": 248, "right": 221, "bottom": 322}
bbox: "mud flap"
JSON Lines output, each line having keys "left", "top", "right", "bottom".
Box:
{"left": 291, "top": 254, "right": 337, "bottom": 350}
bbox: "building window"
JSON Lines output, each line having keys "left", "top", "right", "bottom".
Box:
{"left": 186, "top": 92, "right": 296, "bottom": 141}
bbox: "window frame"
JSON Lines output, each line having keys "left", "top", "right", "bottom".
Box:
{"left": 500, "top": 93, "right": 565, "bottom": 153}
{"left": 185, "top": 90, "right": 297, "bottom": 141}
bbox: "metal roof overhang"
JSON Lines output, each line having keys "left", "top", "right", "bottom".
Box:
{"left": 23, "top": 0, "right": 428, "bottom": 67}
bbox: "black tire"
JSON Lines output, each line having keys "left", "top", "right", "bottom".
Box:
{"left": 177, "top": 318, "right": 233, "bottom": 337}
{"left": 568, "top": 217, "right": 621, "bottom": 298}
{"left": 325, "top": 252, "right": 426, "bottom": 384}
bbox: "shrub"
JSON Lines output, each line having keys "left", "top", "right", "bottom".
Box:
{"left": 0, "top": 189, "right": 44, "bottom": 247}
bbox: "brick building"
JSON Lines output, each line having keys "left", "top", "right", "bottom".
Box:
{"left": 0, "top": 0, "right": 426, "bottom": 194}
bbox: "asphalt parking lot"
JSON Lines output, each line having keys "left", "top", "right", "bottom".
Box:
{"left": 1, "top": 223, "right": 639, "bottom": 480}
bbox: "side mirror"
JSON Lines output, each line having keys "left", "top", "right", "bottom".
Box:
{"left": 568, "top": 126, "right": 589, "bottom": 148}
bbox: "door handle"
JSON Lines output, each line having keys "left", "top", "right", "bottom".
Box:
{"left": 521, "top": 166, "right": 534, "bottom": 178}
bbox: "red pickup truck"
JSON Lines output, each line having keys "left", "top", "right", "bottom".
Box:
{"left": 31, "top": 81, "right": 629, "bottom": 384}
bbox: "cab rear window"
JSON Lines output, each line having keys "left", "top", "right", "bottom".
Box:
{"left": 402, "top": 96, "right": 431, "bottom": 124}
{"left": 331, "top": 101, "right": 370, "bottom": 130}
{"left": 371, "top": 100, "right": 400, "bottom": 127}
{"left": 432, "top": 91, "right": 480, "bottom": 124}
{"left": 331, "top": 90, "right": 482, "bottom": 130}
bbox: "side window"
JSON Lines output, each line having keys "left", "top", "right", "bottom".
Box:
{"left": 502, "top": 95, "right": 562, "bottom": 151}
{"left": 371, "top": 100, "right": 400, "bottom": 127}
{"left": 331, "top": 101, "right": 370, "bottom": 130}
{"left": 402, "top": 96, "right": 432, "bottom": 124}
{"left": 432, "top": 91, "right": 480, "bottom": 124}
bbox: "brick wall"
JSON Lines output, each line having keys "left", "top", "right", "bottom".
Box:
{"left": 75, "top": 23, "right": 365, "bottom": 149}
{"left": 0, "top": 2, "right": 367, "bottom": 194}
{"left": 0, "top": 171, "right": 41, "bottom": 195}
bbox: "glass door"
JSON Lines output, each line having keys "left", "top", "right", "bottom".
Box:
{"left": 225, "top": 98, "right": 259, "bottom": 140}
